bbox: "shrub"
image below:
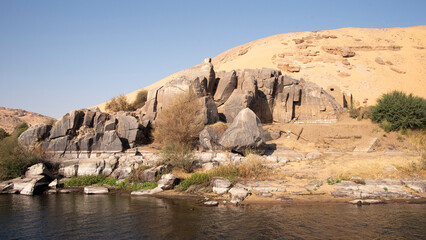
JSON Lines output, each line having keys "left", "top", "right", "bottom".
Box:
{"left": 206, "top": 121, "right": 229, "bottom": 134}
{"left": 132, "top": 90, "right": 148, "bottom": 109}
{"left": 160, "top": 141, "right": 194, "bottom": 173}
{"left": 349, "top": 102, "right": 372, "bottom": 120}
{"left": 0, "top": 128, "right": 9, "bottom": 140}
{"left": 0, "top": 123, "right": 43, "bottom": 180}
{"left": 153, "top": 91, "right": 203, "bottom": 145}
{"left": 175, "top": 172, "right": 210, "bottom": 191}
{"left": 104, "top": 90, "right": 148, "bottom": 113}
{"left": 371, "top": 91, "right": 426, "bottom": 131}
{"left": 105, "top": 95, "right": 134, "bottom": 113}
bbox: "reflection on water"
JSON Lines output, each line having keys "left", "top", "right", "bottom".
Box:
{"left": 0, "top": 194, "right": 425, "bottom": 239}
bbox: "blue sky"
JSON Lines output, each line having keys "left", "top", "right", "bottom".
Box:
{"left": 1, "top": 0, "right": 425, "bottom": 118}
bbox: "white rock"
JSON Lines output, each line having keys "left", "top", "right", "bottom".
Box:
{"left": 229, "top": 184, "right": 250, "bottom": 204}
{"left": 131, "top": 186, "right": 163, "bottom": 196}
{"left": 26, "top": 163, "right": 52, "bottom": 178}
{"left": 84, "top": 186, "right": 109, "bottom": 194}
{"left": 204, "top": 201, "right": 218, "bottom": 206}
{"left": 212, "top": 177, "right": 232, "bottom": 195}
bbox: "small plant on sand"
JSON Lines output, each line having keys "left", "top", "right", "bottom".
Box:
{"left": 383, "top": 187, "right": 388, "bottom": 192}
{"left": 132, "top": 90, "right": 148, "bottom": 109}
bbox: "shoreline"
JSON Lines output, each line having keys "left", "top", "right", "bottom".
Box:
{"left": 47, "top": 185, "right": 426, "bottom": 206}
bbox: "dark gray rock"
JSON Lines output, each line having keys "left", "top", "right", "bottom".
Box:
{"left": 142, "top": 165, "right": 170, "bottom": 182}
{"left": 199, "top": 127, "right": 222, "bottom": 151}
{"left": 214, "top": 70, "right": 237, "bottom": 106}
{"left": 199, "top": 96, "right": 219, "bottom": 125}
{"left": 116, "top": 114, "right": 144, "bottom": 148}
{"left": 82, "top": 110, "right": 96, "bottom": 128}
{"left": 50, "top": 110, "right": 84, "bottom": 139}
{"left": 18, "top": 124, "right": 52, "bottom": 148}
{"left": 219, "top": 108, "right": 267, "bottom": 154}
{"left": 45, "top": 136, "right": 69, "bottom": 155}
{"left": 101, "top": 130, "right": 123, "bottom": 152}
{"left": 93, "top": 112, "right": 108, "bottom": 133}
{"left": 218, "top": 90, "right": 254, "bottom": 123}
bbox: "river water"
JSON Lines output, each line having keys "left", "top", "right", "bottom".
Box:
{"left": 0, "top": 194, "right": 425, "bottom": 239}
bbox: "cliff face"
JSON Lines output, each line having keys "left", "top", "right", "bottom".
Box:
{"left": 95, "top": 26, "right": 426, "bottom": 111}
{"left": 19, "top": 59, "right": 343, "bottom": 158}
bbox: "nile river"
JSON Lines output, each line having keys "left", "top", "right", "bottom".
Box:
{"left": 0, "top": 194, "right": 425, "bottom": 239}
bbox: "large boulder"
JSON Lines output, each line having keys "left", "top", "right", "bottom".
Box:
{"left": 219, "top": 108, "right": 267, "bottom": 154}
{"left": 25, "top": 163, "right": 53, "bottom": 179}
{"left": 142, "top": 165, "right": 170, "bottom": 182}
{"left": 218, "top": 90, "right": 255, "bottom": 123}
{"left": 18, "top": 124, "right": 52, "bottom": 148}
{"left": 212, "top": 177, "right": 232, "bottom": 195}
{"left": 157, "top": 174, "right": 180, "bottom": 190}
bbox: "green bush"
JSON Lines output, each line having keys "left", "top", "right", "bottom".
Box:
{"left": 65, "top": 175, "right": 157, "bottom": 190}
{"left": 175, "top": 172, "right": 210, "bottom": 191}
{"left": 160, "top": 141, "right": 195, "bottom": 173}
{"left": 65, "top": 175, "right": 108, "bottom": 186}
{"left": 371, "top": 91, "right": 426, "bottom": 131}
{"left": 0, "top": 123, "right": 43, "bottom": 181}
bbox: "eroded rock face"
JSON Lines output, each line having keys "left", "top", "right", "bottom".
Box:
{"left": 18, "top": 124, "right": 51, "bottom": 148}
{"left": 199, "top": 127, "right": 222, "bottom": 151}
{"left": 219, "top": 108, "right": 267, "bottom": 154}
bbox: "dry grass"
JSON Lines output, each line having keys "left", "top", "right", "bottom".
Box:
{"left": 327, "top": 156, "right": 426, "bottom": 179}
{"left": 206, "top": 121, "right": 229, "bottom": 134}
{"left": 405, "top": 128, "right": 426, "bottom": 151}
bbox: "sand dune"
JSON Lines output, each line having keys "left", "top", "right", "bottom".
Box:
{"left": 96, "top": 26, "right": 426, "bottom": 111}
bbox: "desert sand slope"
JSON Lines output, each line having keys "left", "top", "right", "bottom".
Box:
{"left": 96, "top": 26, "right": 426, "bottom": 111}
{"left": 0, "top": 107, "right": 54, "bottom": 133}
{"left": 212, "top": 26, "right": 426, "bottom": 105}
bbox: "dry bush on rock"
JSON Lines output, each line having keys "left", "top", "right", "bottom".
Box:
{"left": 153, "top": 91, "right": 204, "bottom": 146}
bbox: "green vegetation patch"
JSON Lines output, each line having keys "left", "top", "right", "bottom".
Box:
{"left": 64, "top": 175, "right": 158, "bottom": 191}
{"left": 0, "top": 123, "right": 43, "bottom": 181}
{"left": 371, "top": 91, "right": 426, "bottom": 131}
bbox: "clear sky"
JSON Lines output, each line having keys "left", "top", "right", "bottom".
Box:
{"left": 1, "top": 0, "right": 425, "bottom": 118}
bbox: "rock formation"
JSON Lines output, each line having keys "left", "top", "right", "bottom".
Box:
{"left": 18, "top": 59, "right": 343, "bottom": 161}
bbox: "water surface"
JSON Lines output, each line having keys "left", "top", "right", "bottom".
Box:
{"left": 0, "top": 194, "right": 425, "bottom": 239}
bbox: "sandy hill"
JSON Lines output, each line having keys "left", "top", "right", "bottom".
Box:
{"left": 96, "top": 26, "right": 426, "bottom": 111}
{"left": 0, "top": 107, "right": 54, "bottom": 133}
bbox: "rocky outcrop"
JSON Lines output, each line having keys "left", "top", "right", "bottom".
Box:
{"left": 20, "top": 109, "right": 149, "bottom": 157}
{"left": 18, "top": 124, "right": 51, "bottom": 148}
{"left": 219, "top": 108, "right": 268, "bottom": 154}
{"left": 331, "top": 179, "right": 419, "bottom": 199}
{"left": 140, "top": 60, "right": 342, "bottom": 126}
